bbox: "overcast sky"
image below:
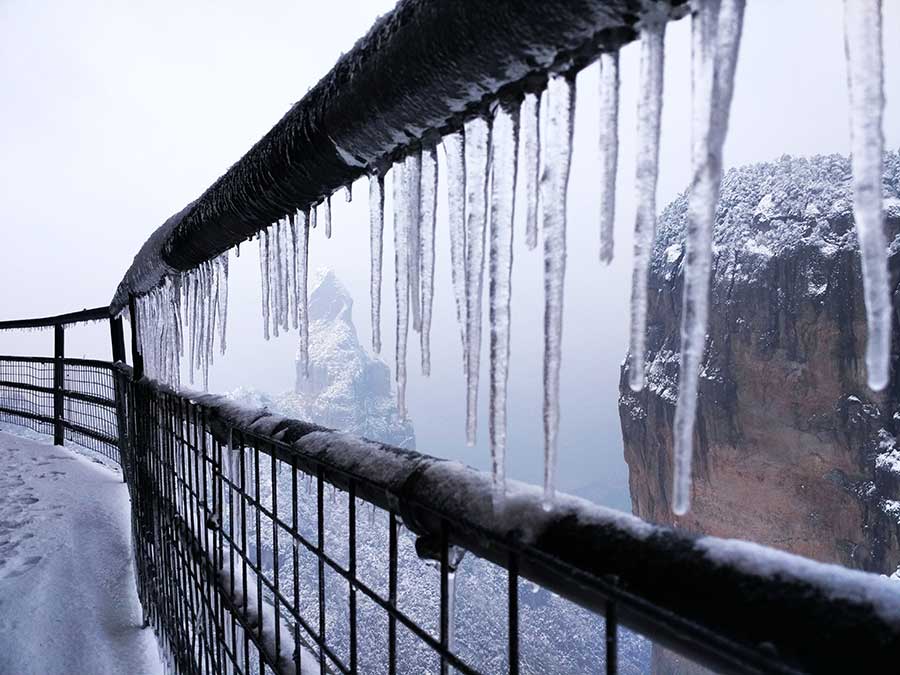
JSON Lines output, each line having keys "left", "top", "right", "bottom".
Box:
{"left": 1, "top": 0, "right": 898, "bottom": 509}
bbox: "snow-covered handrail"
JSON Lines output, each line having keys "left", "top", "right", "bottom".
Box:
{"left": 109, "top": 0, "right": 690, "bottom": 313}
{"left": 0, "top": 305, "right": 110, "bottom": 331}
{"left": 174, "top": 386, "right": 900, "bottom": 675}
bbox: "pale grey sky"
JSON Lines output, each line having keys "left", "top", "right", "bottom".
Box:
{"left": 1, "top": 0, "right": 898, "bottom": 508}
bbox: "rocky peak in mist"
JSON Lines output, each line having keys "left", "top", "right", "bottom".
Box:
{"left": 620, "top": 151, "right": 900, "bottom": 574}
{"left": 230, "top": 269, "right": 414, "bottom": 449}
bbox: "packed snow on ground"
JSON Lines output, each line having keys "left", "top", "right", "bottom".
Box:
{"left": 0, "top": 428, "right": 163, "bottom": 675}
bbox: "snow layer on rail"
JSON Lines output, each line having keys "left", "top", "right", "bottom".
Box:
{"left": 844, "top": 0, "right": 890, "bottom": 391}
{"left": 628, "top": 22, "right": 666, "bottom": 392}
{"left": 672, "top": 0, "right": 745, "bottom": 516}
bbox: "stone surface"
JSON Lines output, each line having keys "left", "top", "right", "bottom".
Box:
{"left": 620, "top": 152, "right": 900, "bottom": 574}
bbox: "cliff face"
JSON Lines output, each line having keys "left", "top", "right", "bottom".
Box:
{"left": 230, "top": 269, "right": 415, "bottom": 449}
{"left": 620, "top": 152, "right": 900, "bottom": 573}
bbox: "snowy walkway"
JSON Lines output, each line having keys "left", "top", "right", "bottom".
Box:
{"left": 0, "top": 430, "right": 163, "bottom": 675}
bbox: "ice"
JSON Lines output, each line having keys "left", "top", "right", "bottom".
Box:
{"left": 520, "top": 92, "right": 541, "bottom": 250}
{"left": 392, "top": 160, "right": 410, "bottom": 418}
{"left": 463, "top": 116, "right": 492, "bottom": 446}
{"left": 275, "top": 220, "right": 288, "bottom": 332}
{"left": 297, "top": 209, "right": 311, "bottom": 378}
{"left": 259, "top": 230, "right": 271, "bottom": 340}
{"left": 628, "top": 21, "right": 666, "bottom": 392}
{"left": 597, "top": 51, "right": 620, "bottom": 264}
{"left": 324, "top": 195, "right": 332, "bottom": 239}
{"left": 672, "top": 0, "right": 745, "bottom": 516}
{"left": 420, "top": 144, "right": 438, "bottom": 375}
{"left": 844, "top": 0, "right": 890, "bottom": 391}
{"left": 217, "top": 252, "right": 229, "bottom": 354}
{"left": 406, "top": 151, "right": 423, "bottom": 333}
{"left": 344, "top": 184, "right": 352, "bottom": 202}
{"left": 442, "top": 130, "right": 468, "bottom": 362}
{"left": 488, "top": 102, "right": 519, "bottom": 499}
{"left": 369, "top": 174, "right": 385, "bottom": 353}
{"left": 540, "top": 74, "right": 576, "bottom": 506}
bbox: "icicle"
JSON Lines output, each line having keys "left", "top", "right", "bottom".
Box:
{"left": 672, "top": 0, "right": 745, "bottom": 517}
{"left": 464, "top": 116, "right": 492, "bottom": 446}
{"left": 275, "top": 221, "right": 287, "bottom": 332}
{"left": 597, "top": 51, "right": 620, "bottom": 264}
{"left": 324, "top": 196, "right": 332, "bottom": 239}
{"left": 369, "top": 174, "right": 385, "bottom": 353}
{"left": 344, "top": 185, "right": 352, "bottom": 202}
{"left": 844, "top": 0, "right": 890, "bottom": 391}
{"left": 407, "top": 152, "right": 423, "bottom": 333}
{"left": 540, "top": 73, "right": 576, "bottom": 507}
{"left": 393, "top": 161, "right": 410, "bottom": 417}
{"left": 489, "top": 102, "right": 519, "bottom": 501}
{"left": 420, "top": 145, "right": 438, "bottom": 375}
{"left": 520, "top": 92, "right": 542, "bottom": 251}
{"left": 443, "top": 131, "right": 468, "bottom": 362}
{"left": 310, "top": 204, "right": 318, "bottom": 230}
{"left": 298, "top": 210, "right": 311, "bottom": 377}
{"left": 290, "top": 213, "right": 300, "bottom": 330}
{"left": 285, "top": 215, "right": 297, "bottom": 331}
{"left": 260, "top": 230, "right": 271, "bottom": 340}
{"left": 628, "top": 21, "right": 666, "bottom": 392}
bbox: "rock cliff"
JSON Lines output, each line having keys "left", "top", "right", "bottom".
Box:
{"left": 620, "top": 152, "right": 900, "bottom": 574}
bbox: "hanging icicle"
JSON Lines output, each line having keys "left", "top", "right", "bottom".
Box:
{"left": 443, "top": 131, "right": 469, "bottom": 362}
{"left": 540, "top": 73, "right": 576, "bottom": 508}
{"left": 324, "top": 196, "right": 333, "bottom": 240}
{"left": 844, "top": 0, "right": 890, "bottom": 392}
{"left": 629, "top": 21, "right": 667, "bottom": 392}
{"left": 369, "top": 174, "right": 385, "bottom": 354}
{"left": 393, "top": 160, "right": 410, "bottom": 417}
{"left": 420, "top": 144, "right": 438, "bottom": 375}
{"left": 407, "top": 151, "right": 423, "bottom": 333}
{"left": 463, "top": 116, "right": 492, "bottom": 446}
{"left": 672, "top": 0, "right": 745, "bottom": 517}
{"left": 298, "top": 209, "right": 311, "bottom": 377}
{"left": 259, "top": 230, "right": 271, "bottom": 340}
{"left": 489, "top": 101, "right": 519, "bottom": 502}
{"left": 597, "top": 51, "right": 621, "bottom": 264}
{"left": 520, "top": 91, "right": 542, "bottom": 251}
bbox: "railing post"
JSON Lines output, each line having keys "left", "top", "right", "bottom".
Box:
{"left": 53, "top": 323, "right": 65, "bottom": 446}
{"left": 110, "top": 315, "right": 127, "bottom": 364}
{"left": 128, "top": 294, "right": 144, "bottom": 380}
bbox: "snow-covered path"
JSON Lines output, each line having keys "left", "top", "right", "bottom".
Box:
{"left": 0, "top": 430, "right": 163, "bottom": 675}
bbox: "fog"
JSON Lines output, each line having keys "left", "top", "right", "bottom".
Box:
{"left": 2, "top": 0, "right": 898, "bottom": 510}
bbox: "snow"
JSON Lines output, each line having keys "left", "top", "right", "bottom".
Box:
{"left": 672, "top": 0, "right": 745, "bottom": 516}
{"left": 843, "top": 0, "right": 890, "bottom": 391}
{"left": 369, "top": 174, "right": 385, "bottom": 354}
{"left": 0, "top": 431, "right": 163, "bottom": 675}
{"left": 597, "top": 50, "right": 620, "bottom": 265}
{"left": 540, "top": 74, "right": 576, "bottom": 506}
{"left": 698, "top": 536, "right": 900, "bottom": 625}
{"left": 463, "top": 116, "right": 491, "bottom": 446}
{"left": 628, "top": 21, "right": 666, "bottom": 392}
{"left": 875, "top": 429, "right": 900, "bottom": 475}
{"left": 488, "top": 102, "right": 519, "bottom": 499}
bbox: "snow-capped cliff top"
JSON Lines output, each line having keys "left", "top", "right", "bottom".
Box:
{"left": 653, "top": 151, "right": 900, "bottom": 279}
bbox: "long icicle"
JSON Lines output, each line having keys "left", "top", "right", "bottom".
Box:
{"left": 298, "top": 210, "right": 311, "bottom": 377}
{"left": 259, "top": 229, "right": 271, "bottom": 340}
{"left": 844, "top": 0, "right": 890, "bottom": 391}
{"left": 290, "top": 213, "right": 300, "bottom": 330}
{"left": 597, "top": 51, "right": 620, "bottom": 264}
{"left": 464, "top": 116, "right": 492, "bottom": 446}
{"left": 420, "top": 144, "right": 438, "bottom": 375}
{"left": 407, "top": 151, "right": 423, "bottom": 333}
{"left": 521, "top": 91, "right": 542, "bottom": 251}
{"left": 393, "top": 160, "right": 410, "bottom": 417}
{"left": 443, "top": 131, "right": 468, "bottom": 364}
{"left": 541, "top": 73, "right": 576, "bottom": 507}
{"left": 672, "top": 0, "right": 745, "bottom": 516}
{"left": 489, "top": 101, "right": 519, "bottom": 502}
{"left": 324, "top": 196, "right": 332, "bottom": 239}
{"left": 218, "top": 253, "right": 229, "bottom": 355}
{"left": 369, "top": 174, "right": 385, "bottom": 353}
{"left": 629, "top": 21, "right": 667, "bottom": 392}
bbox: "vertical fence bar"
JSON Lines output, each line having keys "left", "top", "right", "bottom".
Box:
{"left": 110, "top": 315, "right": 127, "bottom": 363}
{"left": 53, "top": 323, "right": 65, "bottom": 446}
{"left": 389, "top": 511, "right": 398, "bottom": 675}
{"left": 508, "top": 552, "right": 519, "bottom": 675}
{"left": 605, "top": 600, "right": 617, "bottom": 675}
